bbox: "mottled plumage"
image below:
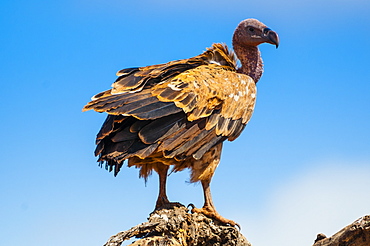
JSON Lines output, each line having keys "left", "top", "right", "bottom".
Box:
{"left": 83, "top": 19, "right": 279, "bottom": 226}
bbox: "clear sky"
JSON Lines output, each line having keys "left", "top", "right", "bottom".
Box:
{"left": 1, "top": 0, "right": 370, "bottom": 245}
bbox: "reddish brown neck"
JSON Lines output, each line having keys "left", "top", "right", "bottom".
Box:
{"left": 233, "top": 43, "right": 263, "bottom": 83}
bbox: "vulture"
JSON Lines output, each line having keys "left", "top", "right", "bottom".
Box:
{"left": 83, "top": 19, "right": 279, "bottom": 226}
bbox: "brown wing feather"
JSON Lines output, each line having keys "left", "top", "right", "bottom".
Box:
{"left": 151, "top": 64, "right": 256, "bottom": 139}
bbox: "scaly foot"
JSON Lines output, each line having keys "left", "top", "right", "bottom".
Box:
{"left": 188, "top": 204, "right": 240, "bottom": 228}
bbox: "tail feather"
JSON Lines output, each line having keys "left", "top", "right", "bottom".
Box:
{"left": 95, "top": 141, "right": 105, "bottom": 156}
{"left": 111, "top": 125, "right": 140, "bottom": 142}
{"left": 132, "top": 143, "right": 159, "bottom": 159}
{"left": 96, "top": 115, "right": 116, "bottom": 142}
{"left": 138, "top": 113, "right": 185, "bottom": 144}
{"left": 130, "top": 120, "right": 150, "bottom": 133}
{"left": 102, "top": 140, "right": 136, "bottom": 159}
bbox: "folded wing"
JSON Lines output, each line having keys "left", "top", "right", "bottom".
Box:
{"left": 83, "top": 43, "right": 256, "bottom": 175}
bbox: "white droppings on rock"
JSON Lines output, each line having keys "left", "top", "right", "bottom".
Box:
{"left": 160, "top": 214, "right": 169, "bottom": 222}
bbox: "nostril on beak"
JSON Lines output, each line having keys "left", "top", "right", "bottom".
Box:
{"left": 263, "top": 27, "right": 271, "bottom": 35}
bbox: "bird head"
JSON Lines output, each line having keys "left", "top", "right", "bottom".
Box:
{"left": 233, "top": 18, "right": 279, "bottom": 48}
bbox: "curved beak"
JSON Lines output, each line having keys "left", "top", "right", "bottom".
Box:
{"left": 263, "top": 28, "right": 279, "bottom": 48}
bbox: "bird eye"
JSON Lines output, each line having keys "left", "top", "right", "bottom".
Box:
{"left": 248, "top": 27, "right": 255, "bottom": 32}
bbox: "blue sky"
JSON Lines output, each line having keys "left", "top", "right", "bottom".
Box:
{"left": 1, "top": 0, "right": 370, "bottom": 245}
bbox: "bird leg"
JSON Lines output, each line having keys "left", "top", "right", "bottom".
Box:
{"left": 191, "top": 179, "right": 238, "bottom": 227}
{"left": 154, "top": 163, "right": 182, "bottom": 210}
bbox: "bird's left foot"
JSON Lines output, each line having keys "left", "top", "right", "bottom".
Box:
{"left": 188, "top": 204, "right": 240, "bottom": 228}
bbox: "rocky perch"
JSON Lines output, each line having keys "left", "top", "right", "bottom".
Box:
{"left": 104, "top": 206, "right": 250, "bottom": 246}
{"left": 103, "top": 206, "right": 370, "bottom": 246}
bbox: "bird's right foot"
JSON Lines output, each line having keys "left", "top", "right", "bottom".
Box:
{"left": 188, "top": 203, "right": 240, "bottom": 229}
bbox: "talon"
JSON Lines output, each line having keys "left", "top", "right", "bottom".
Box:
{"left": 187, "top": 203, "right": 195, "bottom": 210}
{"left": 190, "top": 206, "right": 238, "bottom": 227}
{"left": 235, "top": 223, "right": 241, "bottom": 230}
